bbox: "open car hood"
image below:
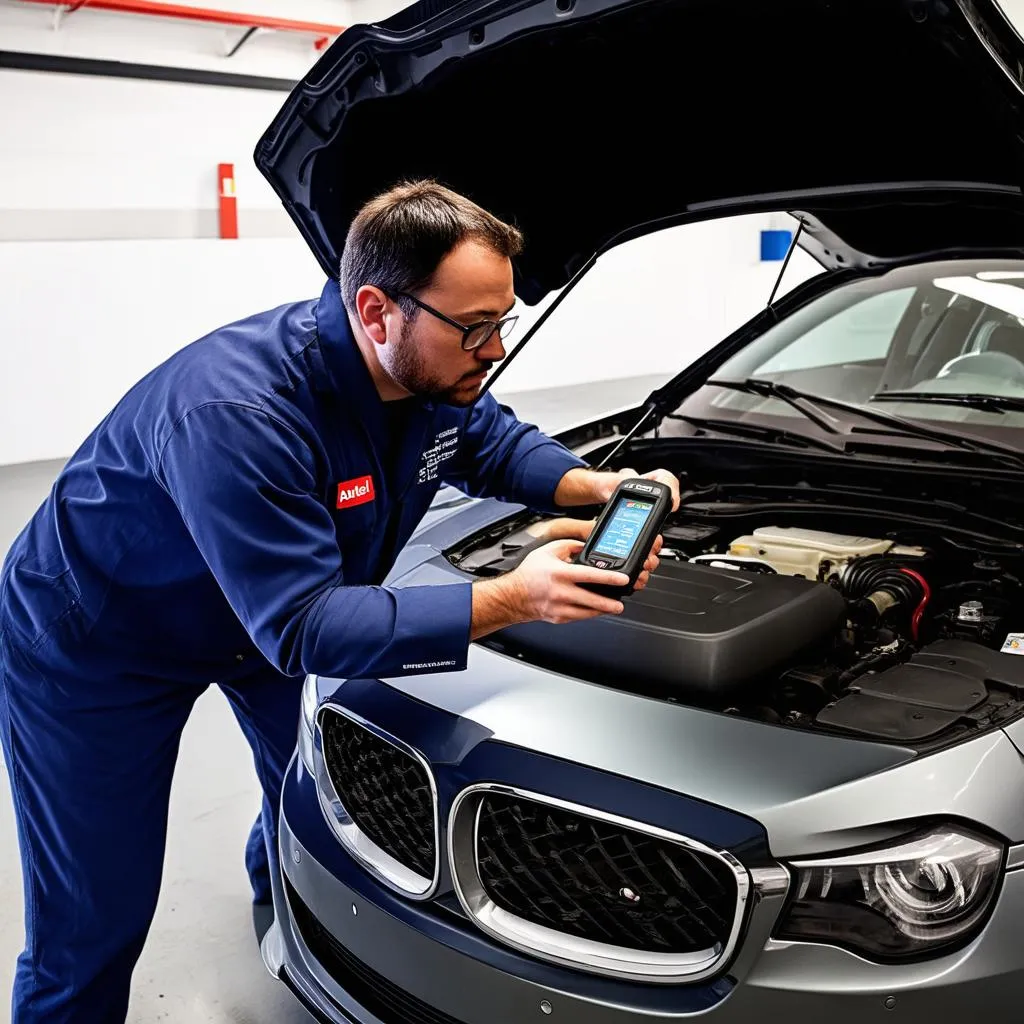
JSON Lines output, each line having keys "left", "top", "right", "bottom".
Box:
{"left": 256, "top": 0, "right": 1024, "bottom": 303}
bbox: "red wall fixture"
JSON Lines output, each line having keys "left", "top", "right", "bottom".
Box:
{"left": 218, "top": 162, "right": 237, "bottom": 239}
{"left": 16, "top": 1, "right": 346, "bottom": 42}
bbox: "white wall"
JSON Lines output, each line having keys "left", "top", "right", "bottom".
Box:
{"left": 0, "top": 238, "right": 326, "bottom": 465}
{"left": 0, "top": 0, "right": 822, "bottom": 467}
{"left": 0, "top": 69, "right": 298, "bottom": 224}
{"left": 0, "top": 2, "right": 364, "bottom": 465}
{"left": 0, "top": 63, "right": 332, "bottom": 465}
{"left": 0, "top": 0, "right": 382, "bottom": 231}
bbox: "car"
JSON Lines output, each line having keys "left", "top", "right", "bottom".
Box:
{"left": 252, "top": 0, "right": 1024, "bottom": 1020}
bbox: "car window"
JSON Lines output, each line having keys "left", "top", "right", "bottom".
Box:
{"left": 754, "top": 289, "right": 915, "bottom": 374}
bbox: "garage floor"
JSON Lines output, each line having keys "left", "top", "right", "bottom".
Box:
{"left": 0, "top": 375, "right": 663, "bottom": 1022}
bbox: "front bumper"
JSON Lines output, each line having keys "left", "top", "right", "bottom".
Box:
{"left": 264, "top": 745, "right": 1024, "bottom": 1024}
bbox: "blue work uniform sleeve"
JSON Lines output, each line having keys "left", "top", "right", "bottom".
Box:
{"left": 156, "top": 401, "right": 472, "bottom": 680}
{"left": 444, "top": 392, "right": 588, "bottom": 512}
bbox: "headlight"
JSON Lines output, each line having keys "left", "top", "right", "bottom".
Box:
{"left": 298, "top": 674, "right": 319, "bottom": 773}
{"left": 774, "top": 825, "right": 1004, "bottom": 962}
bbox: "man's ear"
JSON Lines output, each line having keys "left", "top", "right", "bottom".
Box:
{"left": 354, "top": 285, "right": 391, "bottom": 346}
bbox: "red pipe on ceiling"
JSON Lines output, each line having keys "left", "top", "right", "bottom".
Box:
{"left": 15, "top": 0, "right": 346, "bottom": 36}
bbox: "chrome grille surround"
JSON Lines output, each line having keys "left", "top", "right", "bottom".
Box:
{"left": 313, "top": 703, "right": 440, "bottom": 900}
{"left": 447, "top": 783, "right": 752, "bottom": 984}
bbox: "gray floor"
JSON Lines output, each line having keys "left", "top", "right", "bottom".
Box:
{"left": 0, "top": 377, "right": 665, "bottom": 1021}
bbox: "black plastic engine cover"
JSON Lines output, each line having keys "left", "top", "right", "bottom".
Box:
{"left": 816, "top": 639, "right": 1024, "bottom": 741}
{"left": 492, "top": 560, "right": 847, "bottom": 697}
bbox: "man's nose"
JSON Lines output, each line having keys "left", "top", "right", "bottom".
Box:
{"left": 476, "top": 331, "right": 506, "bottom": 363}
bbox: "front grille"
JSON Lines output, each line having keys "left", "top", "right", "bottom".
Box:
{"left": 320, "top": 709, "right": 436, "bottom": 880}
{"left": 476, "top": 793, "right": 738, "bottom": 954}
{"left": 285, "top": 878, "right": 466, "bottom": 1024}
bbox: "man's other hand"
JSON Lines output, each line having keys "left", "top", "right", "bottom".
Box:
{"left": 554, "top": 467, "right": 681, "bottom": 512}
{"left": 470, "top": 535, "right": 663, "bottom": 639}
{"left": 526, "top": 516, "right": 596, "bottom": 544}
{"left": 604, "top": 467, "right": 681, "bottom": 511}
{"left": 506, "top": 539, "right": 628, "bottom": 623}
{"left": 526, "top": 518, "right": 661, "bottom": 590}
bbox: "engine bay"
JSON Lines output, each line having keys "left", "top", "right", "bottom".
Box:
{"left": 445, "top": 478, "right": 1024, "bottom": 749}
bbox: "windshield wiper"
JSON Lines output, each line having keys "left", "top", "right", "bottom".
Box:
{"left": 706, "top": 377, "right": 1024, "bottom": 469}
{"left": 666, "top": 413, "right": 848, "bottom": 453}
{"left": 869, "top": 392, "right": 1024, "bottom": 415}
{"left": 705, "top": 378, "right": 842, "bottom": 434}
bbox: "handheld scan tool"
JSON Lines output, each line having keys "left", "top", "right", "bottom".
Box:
{"left": 576, "top": 478, "right": 673, "bottom": 598}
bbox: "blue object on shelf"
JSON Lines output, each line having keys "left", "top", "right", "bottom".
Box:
{"left": 760, "top": 229, "right": 793, "bottom": 261}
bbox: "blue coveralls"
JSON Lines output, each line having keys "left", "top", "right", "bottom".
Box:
{"left": 0, "top": 277, "right": 587, "bottom": 1021}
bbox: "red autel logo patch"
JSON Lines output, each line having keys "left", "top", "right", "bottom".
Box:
{"left": 336, "top": 475, "right": 375, "bottom": 509}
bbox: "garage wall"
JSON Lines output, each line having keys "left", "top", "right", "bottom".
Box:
{"left": 0, "top": 64, "right": 328, "bottom": 465}
{"left": 0, "top": 0, "right": 821, "bottom": 467}
{"left": 0, "top": 2, "right": 337, "bottom": 466}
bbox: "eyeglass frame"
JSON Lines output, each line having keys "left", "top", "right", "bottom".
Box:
{"left": 382, "top": 288, "right": 519, "bottom": 351}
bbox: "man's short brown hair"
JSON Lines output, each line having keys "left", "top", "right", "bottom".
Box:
{"left": 338, "top": 180, "right": 524, "bottom": 317}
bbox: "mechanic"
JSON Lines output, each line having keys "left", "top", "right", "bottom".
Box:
{"left": 0, "top": 179, "right": 679, "bottom": 1022}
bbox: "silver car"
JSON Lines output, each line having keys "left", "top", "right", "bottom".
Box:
{"left": 255, "top": 0, "right": 1024, "bottom": 1019}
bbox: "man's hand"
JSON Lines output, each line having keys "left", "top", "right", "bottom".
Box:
{"left": 504, "top": 539, "right": 630, "bottom": 623}
{"left": 555, "top": 467, "right": 681, "bottom": 511}
{"left": 598, "top": 467, "right": 681, "bottom": 511}
{"left": 525, "top": 517, "right": 662, "bottom": 591}
{"left": 525, "top": 516, "right": 596, "bottom": 544}
{"left": 470, "top": 534, "right": 663, "bottom": 640}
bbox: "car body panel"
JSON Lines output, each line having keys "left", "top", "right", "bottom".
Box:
{"left": 266, "top": 762, "right": 1024, "bottom": 1023}
{"left": 1002, "top": 716, "right": 1024, "bottom": 759}
{"left": 256, "top": 0, "right": 1024, "bottom": 300}
{"left": 303, "top": 674, "right": 772, "bottom": 854}
{"left": 308, "top": 642, "right": 1024, "bottom": 858}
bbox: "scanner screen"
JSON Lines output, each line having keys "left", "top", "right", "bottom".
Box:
{"left": 592, "top": 497, "right": 654, "bottom": 560}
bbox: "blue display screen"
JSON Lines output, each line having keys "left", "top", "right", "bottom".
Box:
{"left": 592, "top": 497, "right": 654, "bottom": 559}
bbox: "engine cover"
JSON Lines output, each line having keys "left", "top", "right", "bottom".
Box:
{"left": 492, "top": 560, "right": 847, "bottom": 698}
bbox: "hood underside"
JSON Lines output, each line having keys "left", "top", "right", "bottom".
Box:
{"left": 256, "top": 0, "right": 1024, "bottom": 302}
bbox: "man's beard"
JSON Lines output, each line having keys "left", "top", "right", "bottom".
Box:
{"left": 382, "top": 322, "right": 491, "bottom": 407}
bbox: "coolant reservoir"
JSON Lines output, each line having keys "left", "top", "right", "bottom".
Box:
{"left": 727, "top": 527, "right": 923, "bottom": 579}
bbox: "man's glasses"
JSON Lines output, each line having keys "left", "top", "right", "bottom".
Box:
{"left": 387, "top": 289, "right": 519, "bottom": 351}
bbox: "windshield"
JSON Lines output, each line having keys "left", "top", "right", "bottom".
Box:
{"left": 674, "top": 259, "right": 1024, "bottom": 448}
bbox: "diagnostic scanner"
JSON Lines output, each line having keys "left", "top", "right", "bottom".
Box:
{"left": 575, "top": 477, "right": 673, "bottom": 598}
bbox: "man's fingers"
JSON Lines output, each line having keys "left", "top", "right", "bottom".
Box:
{"left": 553, "top": 520, "right": 591, "bottom": 542}
{"left": 543, "top": 539, "right": 586, "bottom": 561}
{"left": 528, "top": 517, "right": 595, "bottom": 543}
{"left": 562, "top": 563, "right": 630, "bottom": 589}
{"left": 642, "top": 469, "right": 681, "bottom": 510}
{"left": 558, "top": 592, "right": 625, "bottom": 617}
